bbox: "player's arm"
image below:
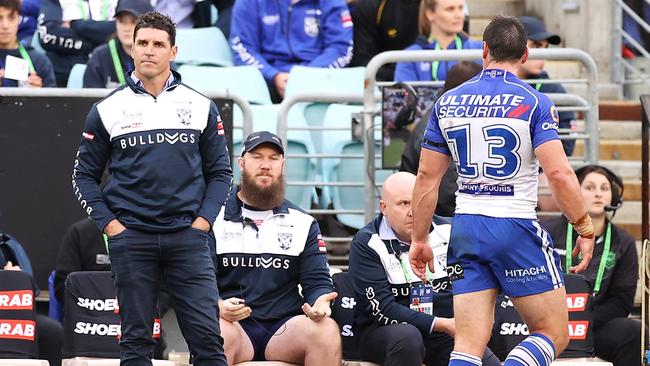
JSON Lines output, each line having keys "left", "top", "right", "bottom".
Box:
{"left": 410, "top": 108, "right": 451, "bottom": 280}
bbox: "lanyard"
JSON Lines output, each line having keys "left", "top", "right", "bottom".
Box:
{"left": 102, "top": 234, "right": 109, "bottom": 253}
{"left": 77, "top": 0, "right": 111, "bottom": 20}
{"left": 17, "top": 43, "right": 35, "bottom": 73}
{"left": 430, "top": 36, "right": 463, "bottom": 81}
{"left": 566, "top": 222, "right": 611, "bottom": 295}
{"left": 108, "top": 39, "right": 126, "bottom": 85}
{"left": 390, "top": 240, "right": 433, "bottom": 284}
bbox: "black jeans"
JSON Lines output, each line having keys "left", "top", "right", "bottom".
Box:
{"left": 37, "top": 314, "right": 63, "bottom": 366}
{"left": 108, "top": 227, "right": 226, "bottom": 366}
{"left": 359, "top": 323, "right": 501, "bottom": 366}
{"left": 594, "top": 317, "right": 645, "bottom": 366}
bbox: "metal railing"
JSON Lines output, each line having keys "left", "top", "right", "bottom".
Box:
{"left": 362, "top": 48, "right": 600, "bottom": 222}
{"left": 612, "top": 0, "right": 650, "bottom": 85}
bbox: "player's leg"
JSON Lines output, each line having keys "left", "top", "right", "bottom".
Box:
{"left": 506, "top": 287, "right": 569, "bottom": 366}
{"left": 218, "top": 319, "right": 254, "bottom": 365}
{"left": 449, "top": 289, "right": 499, "bottom": 366}
{"left": 264, "top": 315, "right": 341, "bottom": 366}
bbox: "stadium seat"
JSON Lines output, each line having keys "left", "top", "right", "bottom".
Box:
{"left": 29, "top": 32, "right": 45, "bottom": 54}
{"left": 178, "top": 65, "right": 271, "bottom": 105}
{"left": 325, "top": 141, "right": 393, "bottom": 229}
{"left": 62, "top": 359, "right": 178, "bottom": 366}
{"left": 67, "top": 64, "right": 87, "bottom": 89}
{"left": 174, "top": 27, "right": 233, "bottom": 67}
{"left": 0, "top": 271, "right": 39, "bottom": 360}
{"left": 284, "top": 66, "right": 366, "bottom": 125}
{"left": 48, "top": 270, "right": 63, "bottom": 323}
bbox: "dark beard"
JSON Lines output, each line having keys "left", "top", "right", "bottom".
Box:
{"left": 239, "top": 171, "right": 285, "bottom": 210}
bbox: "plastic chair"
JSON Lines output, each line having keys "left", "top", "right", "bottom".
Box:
{"left": 175, "top": 27, "right": 233, "bottom": 67}
{"left": 67, "top": 64, "right": 87, "bottom": 89}
{"left": 178, "top": 65, "right": 271, "bottom": 105}
{"left": 48, "top": 270, "right": 64, "bottom": 323}
{"left": 326, "top": 141, "right": 393, "bottom": 229}
{"left": 29, "top": 32, "right": 45, "bottom": 54}
{"left": 284, "top": 66, "right": 366, "bottom": 126}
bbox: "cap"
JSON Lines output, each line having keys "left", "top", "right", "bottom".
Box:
{"left": 241, "top": 131, "right": 284, "bottom": 155}
{"left": 519, "top": 16, "right": 561, "bottom": 45}
{"left": 114, "top": 0, "right": 154, "bottom": 18}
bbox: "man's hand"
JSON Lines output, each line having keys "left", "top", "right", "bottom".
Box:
{"left": 301, "top": 292, "right": 337, "bottom": 322}
{"left": 3, "top": 261, "right": 21, "bottom": 271}
{"left": 191, "top": 216, "right": 211, "bottom": 232}
{"left": 104, "top": 219, "right": 127, "bottom": 237}
{"left": 409, "top": 240, "right": 433, "bottom": 282}
{"left": 433, "top": 317, "right": 455, "bottom": 337}
{"left": 273, "top": 72, "right": 289, "bottom": 98}
{"left": 27, "top": 73, "right": 43, "bottom": 88}
{"left": 218, "top": 298, "right": 251, "bottom": 322}
{"left": 570, "top": 236, "right": 594, "bottom": 273}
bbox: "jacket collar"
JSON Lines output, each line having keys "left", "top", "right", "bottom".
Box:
{"left": 224, "top": 186, "right": 292, "bottom": 221}
{"left": 125, "top": 69, "right": 181, "bottom": 95}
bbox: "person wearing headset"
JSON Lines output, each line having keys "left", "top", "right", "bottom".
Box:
{"left": 541, "top": 165, "right": 643, "bottom": 366}
{"left": 0, "top": 0, "right": 56, "bottom": 87}
{"left": 83, "top": 0, "right": 153, "bottom": 88}
{"left": 393, "top": 0, "right": 480, "bottom": 83}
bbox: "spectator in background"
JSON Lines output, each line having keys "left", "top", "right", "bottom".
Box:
{"left": 0, "top": 0, "right": 56, "bottom": 87}
{"left": 154, "top": 0, "right": 195, "bottom": 29}
{"left": 53, "top": 218, "right": 108, "bottom": 306}
{"left": 214, "top": 0, "right": 234, "bottom": 37}
{"left": 83, "top": 0, "right": 152, "bottom": 88}
{"left": 400, "top": 61, "right": 481, "bottom": 217}
{"left": 230, "top": 0, "right": 354, "bottom": 102}
{"left": 214, "top": 131, "right": 341, "bottom": 365}
{"left": 17, "top": 0, "right": 40, "bottom": 43}
{"left": 38, "top": 0, "right": 119, "bottom": 86}
{"left": 394, "top": 0, "right": 480, "bottom": 82}
{"left": 348, "top": 172, "right": 500, "bottom": 366}
{"left": 542, "top": 165, "right": 645, "bottom": 366}
{"left": 517, "top": 15, "right": 576, "bottom": 156}
{"left": 350, "top": 0, "right": 421, "bottom": 81}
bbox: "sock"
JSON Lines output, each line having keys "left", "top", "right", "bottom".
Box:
{"left": 449, "top": 351, "right": 482, "bottom": 365}
{"left": 504, "top": 332, "right": 557, "bottom": 366}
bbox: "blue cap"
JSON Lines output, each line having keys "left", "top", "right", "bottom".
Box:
{"left": 241, "top": 131, "right": 284, "bottom": 155}
{"left": 519, "top": 16, "right": 561, "bottom": 45}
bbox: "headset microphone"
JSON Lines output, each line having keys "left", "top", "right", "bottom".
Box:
{"left": 604, "top": 202, "right": 622, "bottom": 212}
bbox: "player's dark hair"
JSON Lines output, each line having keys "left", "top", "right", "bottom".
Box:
{"left": 0, "top": 0, "right": 20, "bottom": 14}
{"left": 134, "top": 11, "right": 176, "bottom": 45}
{"left": 483, "top": 15, "right": 527, "bottom": 62}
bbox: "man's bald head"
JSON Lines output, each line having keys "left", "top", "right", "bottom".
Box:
{"left": 380, "top": 172, "right": 417, "bottom": 243}
{"left": 382, "top": 171, "right": 417, "bottom": 201}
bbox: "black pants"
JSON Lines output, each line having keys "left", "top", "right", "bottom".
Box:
{"left": 594, "top": 317, "right": 645, "bottom": 366}
{"left": 359, "top": 324, "right": 501, "bottom": 366}
{"left": 36, "top": 314, "right": 63, "bottom": 366}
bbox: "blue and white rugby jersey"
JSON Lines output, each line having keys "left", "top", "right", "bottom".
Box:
{"left": 422, "top": 69, "right": 560, "bottom": 219}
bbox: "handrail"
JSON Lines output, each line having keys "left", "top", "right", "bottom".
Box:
{"left": 363, "top": 48, "right": 600, "bottom": 222}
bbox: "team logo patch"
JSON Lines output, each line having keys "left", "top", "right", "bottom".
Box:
{"left": 551, "top": 105, "right": 559, "bottom": 123}
{"left": 278, "top": 232, "right": 292, "bottom": 250}
{"left": 340, "top": 10, "right": 353, "bottom": 28}
{"left": 82, "top": 132, "right": 95, "bottom": 140}
{"left": 304, "top": 16, "right": 319, "bottom": 37}
{"left": 217, "top": 116, "right": 225, "bottom": 135}
{"left": 177, "top": 107, "right": 192, "bottom": 125}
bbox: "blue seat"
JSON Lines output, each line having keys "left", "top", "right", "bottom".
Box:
{"left": 29, "top": 31, "right": 45, "bottom": 54}
{"left": 175, "top": 27, "right": 233, "bottom": 66}
{"left": 325, "top": 141, "right": 393, "bottom": 229}
{"left": 178, "top": 65, "right": 271, "bottom": 105}
{"left": 67, "top": 64, "right": 87, "bottom": 88}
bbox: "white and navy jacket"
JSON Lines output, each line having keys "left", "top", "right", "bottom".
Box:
{"left": 213, "top": 188, "right": 333, "bottom": 321}
{"left": 72, "top": 70, "right": 233, "bottom": 232}
{"left": 348, "top": 215, "right": 453, "bottom": 335}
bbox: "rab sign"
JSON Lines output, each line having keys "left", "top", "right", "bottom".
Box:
{"left": 0, "top": 290, "right": 33, "bottom": 310}
{"left": 0, "top": 320, "right": 36, "bottom": 341}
